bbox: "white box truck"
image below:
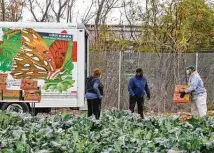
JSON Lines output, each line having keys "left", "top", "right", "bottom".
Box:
{"left": 0, "top": 22, "right": 89, "bottom": 114}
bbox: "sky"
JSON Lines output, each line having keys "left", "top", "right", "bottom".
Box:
{"left": 21, "top": 0, "right": 145, "bottom": 24}
{"left": 21, "top": 0, "right": 123, "bottom": 24}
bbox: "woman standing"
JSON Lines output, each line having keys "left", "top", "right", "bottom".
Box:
{"left": 85, "top": 68, "right": 103, "bottom": 119}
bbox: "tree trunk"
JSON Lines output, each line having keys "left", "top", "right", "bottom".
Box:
{"left": 1, "top": 0, "right": 5, "bottom": 21}
{"left": 94, "top": 0, "right": 105, "bottom": 40}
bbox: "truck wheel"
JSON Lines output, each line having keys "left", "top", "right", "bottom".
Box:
{"left": 1, "top": 103, "right": 30, "bottom": 113}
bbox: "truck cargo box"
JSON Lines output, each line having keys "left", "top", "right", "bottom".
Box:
{"left": 0, "top": 22, "right": 89, "bottom": 110}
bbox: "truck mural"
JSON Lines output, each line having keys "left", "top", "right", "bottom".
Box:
{"left": 0, "top": 28, "right": 76, "bottom": 100}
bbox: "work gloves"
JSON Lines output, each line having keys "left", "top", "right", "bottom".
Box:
{"left": 180, "top": 91, "right": 186, "bottom": 98}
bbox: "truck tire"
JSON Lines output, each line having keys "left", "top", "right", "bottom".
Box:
{"left": 1, "top": 103, "right": 30, "bottom": 113}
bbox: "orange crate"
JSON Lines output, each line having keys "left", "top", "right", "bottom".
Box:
{"left": 173, "top": 93, "right": 190, "bottom": 103}
{"left": 0, "top": 73, "right": 8, "bottom": 84}
{"left": 24, "top": 90, "right": 41, "bottom": 101}
{"left": 173, "top": 85, "right": 190, "bottom": 103}
{"left": 3, "top": 89, "right": 21, "bottom": 100}
{"left": 21, "top": 79, "right": 38, "bottom": 90}
{"left": 174, "top": 85, "right": 189, "bottom": 93}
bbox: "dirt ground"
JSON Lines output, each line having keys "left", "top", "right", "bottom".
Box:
{"left": 50, "top": 108, "right": 83, "bottom": 116}
{"left": 38, "top": 107, "right": 214, "bottom": 119}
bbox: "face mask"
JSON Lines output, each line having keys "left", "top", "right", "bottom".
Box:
{"left": 186, "top": 70, "right": 190, "bottom": 75}
{"left": 136, "top": 73, "right": 143, "bottom": 77}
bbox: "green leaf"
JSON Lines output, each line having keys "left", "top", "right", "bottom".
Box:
{"left": 61, "top": 113, "right": 71, "bottom": 121}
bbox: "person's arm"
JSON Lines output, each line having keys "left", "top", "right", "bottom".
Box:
{"left": 128, "top": 78, "right": 135, "bottom": 96}
{"left": 93, "top": 79, "right": 102, "bottom": 99}
{"left": 145, "top": 80, "right": 150, "bottom": 99}
{"left": 185, "top": 76, "right": 199, "bottom": 93}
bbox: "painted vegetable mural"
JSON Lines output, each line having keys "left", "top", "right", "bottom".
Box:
{"left": 0, "top": 28, "right": 75, "bottom": 93}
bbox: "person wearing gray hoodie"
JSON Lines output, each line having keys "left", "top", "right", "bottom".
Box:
{"left": 180, "top": 65, "right": 207, "bottom": 117}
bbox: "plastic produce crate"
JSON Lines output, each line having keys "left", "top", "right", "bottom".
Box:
{"left": 173, "top": 85, "right": 190, "bottom": 103}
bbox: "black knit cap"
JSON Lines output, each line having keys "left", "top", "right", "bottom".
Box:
{"left": 136, "top": 68, "right": 143, "bottom": 73}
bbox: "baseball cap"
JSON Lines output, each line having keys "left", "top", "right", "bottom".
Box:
{"left": 187, "top": 65, "right": 196, "bottom": 70}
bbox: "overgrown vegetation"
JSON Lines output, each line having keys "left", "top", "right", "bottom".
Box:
{"left": 0, "top": 110, "right": 213, "bottom": 153}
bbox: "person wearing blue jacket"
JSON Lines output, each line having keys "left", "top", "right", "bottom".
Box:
{"left": 128, "top": 68, "right": 150, "bottom": 118}
{"left": 180, "top": 65, "right": 207, "bottom": 117}
{"left": 85, "top": 68, "right": 103, "bottom": 119}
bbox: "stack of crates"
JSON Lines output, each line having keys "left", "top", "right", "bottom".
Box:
{"left": 0, "top": 73, "right": 21, "bottom": 100}
{"left": 21, "top": 79, "right": 41, "bottom": 101}
{"left": 0, "top": 73, "right": 7, "bottom": 92}
{"left": 0, "top": 73, "right": 7, "bottom": 100}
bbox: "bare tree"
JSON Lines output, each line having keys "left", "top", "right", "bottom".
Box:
{"left": 94, "top": 0, "right": 105, "bottom": 27}
{"left": 51, "top": 0, "right": 72, "bottom": 22}
{"left": 27, "top": 0, "right": 52, "bottom": 22}
{"left": 1, "top": 0, "right": 6, "bottom": 21}
{"left": 81, "top": 0, "right": 96, "bottom": 24}
{"left": 100, "top": 0, "right": 122, "bottom": 24}
{"left": 66, "top": 0, "right": 75, "bottom": 22}
{"left": 0, "top": 0, "right": 25, "bottom": 21}
{"left": 122, "top": 0, "right": 147, "bottom": 42}
{"left": 93, "top": 0, "right": 124, "bottom": 41}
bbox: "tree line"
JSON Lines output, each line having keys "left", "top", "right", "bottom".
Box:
{"left": 1, "top": 0, "right": 214, "bottom": 52}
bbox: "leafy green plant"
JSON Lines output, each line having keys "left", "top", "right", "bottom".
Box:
{"left": 0, "top": 110, "right": 213, "bottom": 153}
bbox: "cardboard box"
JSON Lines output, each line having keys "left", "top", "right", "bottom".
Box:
{"left": 24, "top": 90, "right": 41, "bottom": 101}
{"left": 0, "top": 83, "right": 6, "bottom": 90}
{"left": 3, "top": 89, "right": 21, "bottom": 100}
{"left": 0, "top": 90, "right": 2, "bottom": 100}
{"left": 0, "top": 73, "right": 8, "bottom": 84}
{"left": 21, "top": 79, "right": 38, "bottom": 90}
{"left": 173, "top": 85, "right": 190, "bottom": 103}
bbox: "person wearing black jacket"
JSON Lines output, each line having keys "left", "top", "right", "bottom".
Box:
{"left": 85, "top": 68, "right": 103, "bottom": 119}
{"left": 128, "top": 68, "right": 150, "bottom": 118}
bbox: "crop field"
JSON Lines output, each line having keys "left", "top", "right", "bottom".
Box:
{"left": 0, "top": 110, "right": 214, "bottom": 153}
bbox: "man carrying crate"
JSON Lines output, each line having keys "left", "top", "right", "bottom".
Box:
{"left": 180, "top": 65, "right": 207, "bottom": 117}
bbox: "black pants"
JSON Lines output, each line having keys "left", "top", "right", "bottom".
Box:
{"left": 129, "top": 96, "right": 144, "bottom": 118}
{"left": 87, "top": 98, "right": 101, "bottom": 119}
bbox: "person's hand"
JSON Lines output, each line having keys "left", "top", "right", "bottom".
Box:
{"left": 180, "top": 92, "right": 186, "bottom": 98}
{"left": 147, "top": 94, "right": 150, "bottom": 100}
{"left": 131, "top": 94, "right": 136, "bottom": 98}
